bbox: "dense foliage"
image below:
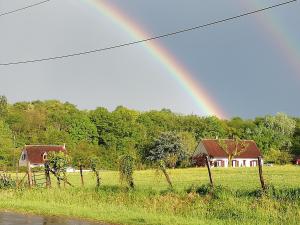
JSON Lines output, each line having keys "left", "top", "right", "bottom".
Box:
{"left": 0, "top": 96, "right": 299, "bottom": 169}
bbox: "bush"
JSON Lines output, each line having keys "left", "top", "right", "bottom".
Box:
{"left": 252, "top": 184, "right": 300, "bottom": 200}
{"left": 0, "top": 173, "right": 16, "bottom": 189}
{"left": 119, "top": 154, "right": 135, "bottom": 189}
{"left": 186, "top": 184, "right": 229, "bottom": 199}
{"left": 264, "top": 148, "right": 292, "bottom": 165}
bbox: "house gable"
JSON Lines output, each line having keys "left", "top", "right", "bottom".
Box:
{"left": 19, "top": 145, "right": 66, "bottom": 167}
{"left": 193, "top": 142, "right": 208, "bottom": 157}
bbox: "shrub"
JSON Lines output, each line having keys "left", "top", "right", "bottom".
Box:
{"left": 0, "top": 173, "right": 16, "bottom": 189}
{"left": 252, "top": 184, "right": 300, "bottom": 200}
{"left": 89, "top": 156, "right": 101, "bottom": 188}
{"left": 264, "top": 148, "right": 292, "bottom": 165}
{"left": 186, "top": 184, "right": 229, "bottom": 199}
{"left": 48, "top": 151, "right": 71, "bottom": 187}
{"left": 119, "top": 154, "right": 135, "bottom": 189}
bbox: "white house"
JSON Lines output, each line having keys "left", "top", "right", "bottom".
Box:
{"left": 19, "top": 145, "right": 66, "bottom": 168}
{"left": 192, "top": 139, "right": 262, "bottom": 167}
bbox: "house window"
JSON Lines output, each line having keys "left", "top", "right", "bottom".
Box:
{"left": 250, "top": 160, "right": 257, "bottom": 167}
{"left": 232, "top": 160, "right": 239, "bottom": 167}
{"left": 214, "top": 160, "right": 224, "bottom": 167}
{"left": 217, "top": 160, "right": 224, "bottom": 167}
{"left": 42, "top": 152, "right": 47, "bottom": 161}
{"left": 21, "top": 153, "right": 26, "bottom": 160}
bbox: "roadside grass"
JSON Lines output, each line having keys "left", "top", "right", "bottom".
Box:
{"left": 0, "top": 166, "right": 299, "bottom": 225}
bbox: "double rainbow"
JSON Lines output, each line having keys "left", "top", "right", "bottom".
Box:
{"left": 81, "top": 0, "right": 297, "bottom": 118}
{"left": 243, "top": 0, "right": 299, "bottom": 78}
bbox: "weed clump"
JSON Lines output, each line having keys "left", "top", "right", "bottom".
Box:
{"left": 186, "top": 184, "right": 230, "bottom": 199}
{"left": 0, "top": 174, "right": 16, "bottom": 189}
{"left": 252, "top": 185, "right": 300, "bottom": 200}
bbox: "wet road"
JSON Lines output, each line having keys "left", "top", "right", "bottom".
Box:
{"left": 0, "top": 212, "right": 108, "bottom": 225}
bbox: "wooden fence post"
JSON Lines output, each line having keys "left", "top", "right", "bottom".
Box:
{"left": 258, "top": 156, "right": 266, "bottom": 190}
{"left": 57, "top": 177, "right": 61, "bottom": 188}
{"left": 44, "top": 162, "right": 51, "bottom": 188}
{"left": 33, "top": 173, "right": 37, "bottom": 186}
{"left": 16, "top": 163, "right": 19, "bottom": 188}
{"left": 80, "top": 164, "right": 84, "bottom": 187}
{"left": 205, "top": 155, "right": 213, "bottom": 187}
{"left": 95, "top": 170, "right": 101, "bottom": 188}
{"left": 27, "top": 161, "right": 33, "bottom": 188}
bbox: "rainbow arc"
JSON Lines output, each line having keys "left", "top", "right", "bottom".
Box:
{"left": 84, "top": 0, "right": 226, "bottom": 118}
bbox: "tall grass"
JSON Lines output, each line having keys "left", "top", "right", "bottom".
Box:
{"left": 0, "top": 166, "right": 299, "bottom": 225}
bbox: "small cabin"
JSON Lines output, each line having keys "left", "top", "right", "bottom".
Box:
{"left": 192, "top": 139, "right": 262, "bottom": 167}
{"left": 19, "top": 145, "right": 66, "bottom": 168}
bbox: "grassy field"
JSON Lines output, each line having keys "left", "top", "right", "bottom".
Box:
{"left": 0, "top": 166, "right": 300, "bottom": 225}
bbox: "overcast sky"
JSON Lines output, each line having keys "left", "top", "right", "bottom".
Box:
{"left": 0, "top": 0, "right": 299, "bottom": 118}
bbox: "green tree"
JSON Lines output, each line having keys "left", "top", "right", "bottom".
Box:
{"left": 252, "top": 113, "right": 296, "bottom": 154}
{"left": 90, "top": 106, "right": 146, "bottom": 165}
{"left": 71, "top": 141, "right": 97, "bottom": 167}
{"left": 39, "top": 127, "right": 72, "bottom": 147}
{"left": 264, "top": 148, "right": 292, "bottom": 165}
{"left": 146, "top": 132, "right": 185, "bottom": 188}
{"left": 201, "top": 116, "right": 227, "bottom": 139}
{"left": 89, "top": 107, "right": 111, "bottom": 145}
{"left": 65, "top": 113, "right": 98, "bottom": 144}
{"left": 5, "top": 103, "right": 47, "bottom": 146}
{"left": 0, "top": 120, "right": 14, "bottom": 168}
{"left": 291, "top": 118, "right": 300, "bottom": 155}
{"left": 0, "top": 96, "right": 8, "bottom": 117}
{"left": 178, "top": 131, "right": 197, "bottom": 167}
{"left": 226, "top": 117, "right": 256, "bottom": 139}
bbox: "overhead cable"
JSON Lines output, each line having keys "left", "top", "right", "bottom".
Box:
{"left": 0, "top": 0, "right": 296, "bottom": 66}
{"left": 0, "top": 0, "right": 51, "bottom": 18}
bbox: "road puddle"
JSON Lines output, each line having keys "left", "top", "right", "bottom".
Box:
{"left": 0, "top": 212, "right": 108, "bottom": 225}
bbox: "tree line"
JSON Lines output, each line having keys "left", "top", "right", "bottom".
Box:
{"left": 0, "top": 95, "right": 299, "bottom": 169}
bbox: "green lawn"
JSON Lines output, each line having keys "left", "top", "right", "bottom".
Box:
{"left": 0, "top": 166, "right": 300, "bottom": 225}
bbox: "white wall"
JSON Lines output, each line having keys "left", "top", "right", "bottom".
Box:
{"left": 210, "top": 158, "right": 261, "bottom": 167}
{"left": 18, "top": 150, "right": 28, "bottom": 167}
{"left": 193, "top": 142, "right": 207, "bottom": 156}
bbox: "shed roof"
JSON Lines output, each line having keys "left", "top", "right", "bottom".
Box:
{"left": 24, "top": 145, "right": 66, "bottom": 164}
{"left": 201, "top": 139, "right": 262, "bottom": 158}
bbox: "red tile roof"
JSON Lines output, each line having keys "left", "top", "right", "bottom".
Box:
{"left": 201, "top": 139, "right": 262, "bottom": 158}
{"left": 24, "top": 145, "right": 66, "bottom": 164}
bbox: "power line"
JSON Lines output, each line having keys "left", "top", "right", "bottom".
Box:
{"left": 0, "top": 0, "right": 296, "bottom": 66}
{"left": 0, "top": 0, "right": 51, "bottom": 17}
